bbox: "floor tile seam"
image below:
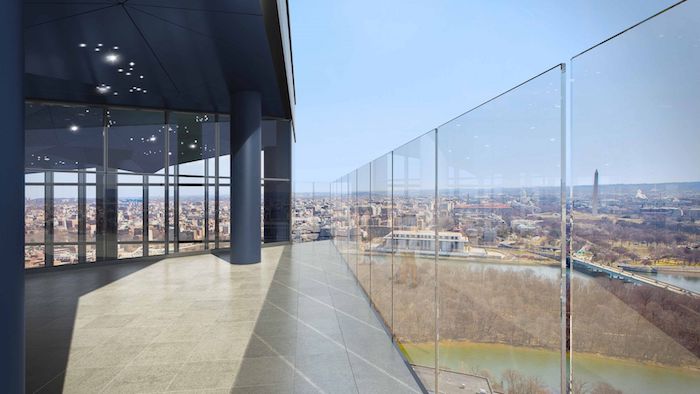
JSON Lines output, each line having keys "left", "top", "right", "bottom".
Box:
{"left": 294, "top": 260, "right": 354, "bottom": 281}
{"left": 268, "top": 298, "right": 417, "bottom": 393}
{"left": 29, "top": 321, "right": 133, "bottom": 393}
{"left": 165, "top": 267, "right": 282, "bottom": 388}
{"left": 29, "top": 368, "right": 66, "bottom": 394}
{"left": 98, "top": 316, "right": 193, "bottom": 393}
{"left": 271, "top": 279, "right": 384, "bottom": 334}
{"left": 321, "top": 245, "right": 421, "bottom": 393}
{"left": 303, "top": 275, "right": 365, "bottom": 301}
{"left": 318, "top": 251, "right": 361, "bottom": 394}
{"left": 252, "top": 333, "right": 326, "bottom": 394}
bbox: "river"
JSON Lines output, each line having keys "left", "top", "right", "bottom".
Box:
{"left": 441, "top": 257, "right": 700, "bottom": 293}
{"left": 403, "top": 341, "right": 700, "bottom": 394}
{"left": 637, "top": 271, "right": 700, "bottom": 293}
{"left": 419, "top": 258, "right": 700, "bottom": 393}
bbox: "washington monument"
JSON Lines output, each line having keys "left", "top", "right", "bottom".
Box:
{"left": 592, "top": 169, "right": 599, "bottom": 215}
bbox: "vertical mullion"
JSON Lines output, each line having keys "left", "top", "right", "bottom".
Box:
{"left": 560, "top": 63, "right": 570, "bottom": 394}
{"left": 78, "top": 172, "right": 86, "bottom": 264}
{"left": 390, "top": 151, "right": 394, "bottom": 335}
{"left": 215, "top": 114, "right": 220, "bottom": 249}
{"left": 164, "top": 112, "right": 170, "bottom": 254}
{"left": 174, "top": 139, "right": 179, "bottom": 254}
{"left": 368, "top": 163, "right": 372, "bottom": 300}
{"left": 433, "top": 129, "right": 439, "bottom": 393}
{"left": 204, "top": 145, "right": 209, "bottom": 250}
{"left": 45, "top": 171, "right": 54, "bottom": 267}
{"left": 355, "top": 171, "right": 358, "bottom": 274}
{"left": 143, "top": 174, "right": 149, "bottom": 257}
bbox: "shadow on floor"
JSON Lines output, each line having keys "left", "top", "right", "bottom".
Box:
{"left": 25, "top": 259, "right": 162, "bottom": 393}
{"left": 228, "top": 241, "right": 425, "bottom": 393}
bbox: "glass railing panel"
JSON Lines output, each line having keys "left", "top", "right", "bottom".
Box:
{"left": 357, "top": 164, "right": 372, "bottom": 293}
{"left": 392, "top": 131, "right": 438, "bottom": 380}
{"left": 370, "top": 153, "right": 393, "bottom": 330}
{"left": 347, "top": 171, "right": 359, "bottom": 275}
{"left": 570, "top": 1, "right": 700, "bottom": 392}
{"left": 436, "top": 65, "right": 564, "bottom": 393}
{"left": 336, "top": 175, "right": 349, "bottom": 260}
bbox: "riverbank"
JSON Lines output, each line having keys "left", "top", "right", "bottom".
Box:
{"left": 401, "top": 341, "right": 700, "bottom": 394}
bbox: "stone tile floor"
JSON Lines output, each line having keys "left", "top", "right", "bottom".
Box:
{"left": 25, "top": 241, "right": 423, "bottom": 393}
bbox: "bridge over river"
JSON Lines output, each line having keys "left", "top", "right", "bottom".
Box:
{"left": 572, "top": 258, "right": 700, "bottom": 297}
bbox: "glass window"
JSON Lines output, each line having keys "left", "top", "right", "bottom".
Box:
{"left": 25, "top": 103, "right": 104, "bottom": 171}
{"left": 117, "top": 185, "right": 143, "bottom": 243}
{"left": 169, "top": 112, "right": 215, "bottom": 176}
{"left": 179, "top": 184, "right": 204, "bottom": 242}
{"left": 53, "top": 244, "right": 79, "bottom": 266}
{"left": 107, "top": 109, "right": 166, "bottom": 174}
{"left": 148, "top": 185, "right": 165, "bottom": 241}
{"left": 53, "top": 186, "right": 79, "bottom": 243}
{"left": 208, "top": 185, "right": 216, "bottom": 243}
{"left": 25, "top": 185, "right": 45, "bottom": 244}
{"left": 118, "top": 244, "right": 143, "bottom": 259}
{"left": 218, "top": 184, "right": 230, "bottom": 242}
{"left": 86, "top": 185, "right": 97, "bottom": 243}
{"left": 219, "top": 115, "right": 231, "bottom": 177}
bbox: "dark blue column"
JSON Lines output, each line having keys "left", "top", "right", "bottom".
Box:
{"left": 230, "top": 91, "right": 262, "bottom": 264}
{"left": 0, "top": 0, "right": 24, "bottom": 392}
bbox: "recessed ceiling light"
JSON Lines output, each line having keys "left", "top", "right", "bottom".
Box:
{"left": 113, "top": 92, "right": 119, "bottom": 96}
{"left": 104, "top": 53, "right": 119, "bottom": 63}
{"left": 69, "top": 125, "right": 79, "bottom": 132}
{"left": 113, "top": 46, "right": 119, "bottom": 50}
{"left": 97, "top": 43, "right": 103, "bottom": 47}
{"left": 79, "top": 43, "right": 87, "bottom": 48}
{"left": 142, "top": 90, "right": 147, "bottom": 93}
{"left": 94, "top": 48, "right": 100, "bottom": 52}
{"left": 125, "top": 72, "right": 131, "bottom": 76}
{"left": 129, "top": 62, "right": 135, "bottom": 66}
{"left": 118, "top": 68, "right": 123, "bottom": 72}
{"left": 139, "top": 75, "right": 144, "bottom": 79}
{"left": 96, "top": 85, "right": 111, "bottom": 94}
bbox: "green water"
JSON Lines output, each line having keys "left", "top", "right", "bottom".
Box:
{"left": 403, "top": 342, "right": 700, "bottom": 394}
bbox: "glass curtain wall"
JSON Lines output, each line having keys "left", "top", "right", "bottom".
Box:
{"left": 108, "top": 108, "right": 166, "bottom": 259}
{"left": 570, "top": 1, "right": 700, "bottom": 393}
{"left": 169, "top": 112, "right": 216, "bottom": 253}
{"left": 23, "top": 103, "right": 277, "bottom": 268}
{"left": 25, "top": 103, "right": 104, "bottom": 267}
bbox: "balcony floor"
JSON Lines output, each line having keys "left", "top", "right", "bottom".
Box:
{"left": 25, "top": 241, "right": 423, "bottom": 393}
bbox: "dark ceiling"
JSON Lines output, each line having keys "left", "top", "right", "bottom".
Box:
{"left": 24, "top": 0, "right": 293, "bottom": 117}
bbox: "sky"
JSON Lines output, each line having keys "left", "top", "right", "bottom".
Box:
{"left": 289, "top": 0, "right": 690, "bottom": 185}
